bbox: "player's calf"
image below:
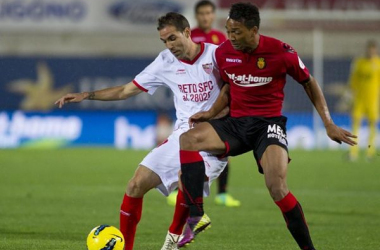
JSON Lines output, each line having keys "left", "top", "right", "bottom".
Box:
{"left": 120, "top": 165, "right": 162, "bottom": 250}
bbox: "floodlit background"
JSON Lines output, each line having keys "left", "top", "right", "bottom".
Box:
{"left": 1, "top": 1, "right": 379, "bottom": 249}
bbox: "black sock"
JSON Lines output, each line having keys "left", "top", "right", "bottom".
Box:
{"left": 276, "top": 192, "right": 315, "bottom": 250}
{"left": 217, "top": 163, "right": 229, "bottom": 194}
{"left": 180, "top": 150, "right": 205, "bottom": 217}
{"left": 284, "top": 203, "right": 315, "bottom": 250}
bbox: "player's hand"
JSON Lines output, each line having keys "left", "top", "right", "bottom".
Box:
{"left": 325, "top": 123, "right": 357, "bottom": 146}
{"left": 54, "top": 93, "right": 87, "bottom": 108}
{"left": 188, "top": 111, "right": 213, "bottom": 127}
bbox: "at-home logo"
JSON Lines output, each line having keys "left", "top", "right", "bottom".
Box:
{"left": 225, "top": 71, "right": 272, "bottom": 87}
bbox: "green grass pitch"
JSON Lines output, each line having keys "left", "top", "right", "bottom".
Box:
{"left": 1, "top": 149, "right": 379, "bottom": 250}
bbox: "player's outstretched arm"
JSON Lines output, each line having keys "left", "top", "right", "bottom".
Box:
{"left": 302, "top": 76, "right": 357, "bottom": 146}
{"left": 189, "top": 84, "right": 230, "bottom": 126}
{"left": 54, "top": 81, "right": 143, "bottom": 108}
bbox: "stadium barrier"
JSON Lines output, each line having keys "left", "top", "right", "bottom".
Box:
{"left": 0, "top": 111, "right": 378, "bottom": 150}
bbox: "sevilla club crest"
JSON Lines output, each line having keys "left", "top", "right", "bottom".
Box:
{"left": 202, "top": 63, "right": 213, "bottom": 74}
{"left": 257, "top": 57, "right": 266, "bottom": 69}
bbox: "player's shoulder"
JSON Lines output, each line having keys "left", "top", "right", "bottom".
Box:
{"left": 191, "top": 27, "right": 202, "bottom": 34}
{"left": 261, "top": 35, "right": 297, "bottom": 54}
{"left": 215, "top": 40, "right": 234, "bottom": 54}
{"left": 203, "top": 42, "right": 218, "bottom": 51}
{"left": 157, "top": 49, "right": 177, "bottom": 64}
{"left": 210, "top": 29, "right": 226, "bottom": 37}
{"left": 353, "top": 57, "right": 368, "bottom": 66}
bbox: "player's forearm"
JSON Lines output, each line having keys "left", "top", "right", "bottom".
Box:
{"left": 208, "top": 84, "right": 230, "bottom": 118}
{"left": 303, "top": 76, "right": 334, "bottom": 127}
{"left": 83, "top": 83, "right": 141, "bottom": 101}
{"left": 82, "top": 85, "right": 126, "bottom": 101}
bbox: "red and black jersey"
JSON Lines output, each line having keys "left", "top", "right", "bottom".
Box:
{"left": 215, "top": 35, "right": 310, "bottom": 118}
{"left": 191, "top": 27, "right": 227, "bottom": 45}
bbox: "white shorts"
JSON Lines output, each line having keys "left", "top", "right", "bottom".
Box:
{"left": 140, "top": 128, "right": 228, "bottom": 197}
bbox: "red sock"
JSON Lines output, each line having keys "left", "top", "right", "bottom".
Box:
{"left": 275, "top": 192, "right": 297, "bottom": 213}
{"left": 120, "top": 194, "right": 143, "bottom": 250}
{"left": 169, "top": 189, "right": 189, "bottom": 235}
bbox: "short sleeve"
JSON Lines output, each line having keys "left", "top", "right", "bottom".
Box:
{"left": 283, "top": 43, "right": 310, "bottom": 84}
{"left": 133, "top": 55, "right": 165, "bottom": 95}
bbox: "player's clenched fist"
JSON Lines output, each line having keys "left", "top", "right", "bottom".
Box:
{"left": 188, "top": 111, "right": 213, "bottom": 127}
{"left": 54, "top": 92, "right": 88, "bottom": 108}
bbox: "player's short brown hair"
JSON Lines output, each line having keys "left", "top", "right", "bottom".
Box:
{"left": 157, "top": 12, "right": 190, "bottom": 32}
{"left": 229, "top": 2, "right": 260, "bottom": 29}
{"left": 367, "top": 39, "right": 378, "bottom": 48}
{"left": 194, "top": 0, "right": 216, "bottom": 14}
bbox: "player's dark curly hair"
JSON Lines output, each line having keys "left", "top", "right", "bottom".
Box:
{"left": 157, "top": 12, "right": 190, "bottom": 32}
{"left": 195, "top": 0, "right": 216, "bottom": 14}
{"left": 229, "top": 2, "right": 260, "bottom": 29}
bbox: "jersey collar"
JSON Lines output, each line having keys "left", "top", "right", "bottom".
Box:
{"left": 179, "top": 42, "right": 205, "bottom": 65}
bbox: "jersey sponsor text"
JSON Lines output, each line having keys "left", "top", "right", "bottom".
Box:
{"left": 225, "top": 71, "right": 273, "bottom": 87}
{"left": 178, "top": 81, "right": 214, "bottom": 102}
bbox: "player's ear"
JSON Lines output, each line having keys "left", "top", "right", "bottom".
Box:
{"left": 184, "top": 27, "right": 191, "bottom": 38}
{"left": 251, "top": 26, "right": 259, "bottom": 37}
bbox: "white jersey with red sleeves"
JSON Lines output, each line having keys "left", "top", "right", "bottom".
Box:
{"left": 133, "top": 42, "right": 222, "bottom": 129}
{"left": 215, "top": 35, "right": 310, "bottom": 118}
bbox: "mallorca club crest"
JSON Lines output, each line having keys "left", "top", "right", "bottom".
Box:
{"left": 202, "top": 63, "right": 213, "bottom": 74}
{"left": 257, "top": 57, "right": 266, "bottom": 69}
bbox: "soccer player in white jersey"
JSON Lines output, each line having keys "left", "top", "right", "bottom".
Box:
{"left": 55, "top": 12, "right": 227, "bottom": 250}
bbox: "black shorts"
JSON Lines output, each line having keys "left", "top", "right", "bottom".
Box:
{"left": 208, "top": 116, "right": 289, "bottom": 174}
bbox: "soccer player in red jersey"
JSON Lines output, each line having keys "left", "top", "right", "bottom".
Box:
{"left": 192, "top": 0, "right": 240, "bottom": 208}
{"left": 191, "top": 0, "right": 227, "bottom": 46}
{"left": 177, "top": 3, "right": 357, "bottom": 249}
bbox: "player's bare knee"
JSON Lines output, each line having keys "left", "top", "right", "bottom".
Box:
{"left": 179, "top": 131, "right": 199, "bottom": 150}
{"left": 126, "top": 178, "right": 146, "bottom": 197}
{"left": 268, "top": 186, "right": 288, "bottom": 201}
{"left": 266, "top": 176, "right": 288, "bottom": 200}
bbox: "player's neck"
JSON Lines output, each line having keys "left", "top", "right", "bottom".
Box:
{"left": 199, "top": 26, "right": 212, "bottom": 34}
{"left": 183, "top": 42, "right": 201, "bottom": 61}
{"left": 243, "top": 34, "right": 260, "bottom": 54}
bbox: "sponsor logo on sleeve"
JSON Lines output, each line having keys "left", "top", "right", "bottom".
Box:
{"left": 224, "top": 70, "right": 272, "bottom": 87}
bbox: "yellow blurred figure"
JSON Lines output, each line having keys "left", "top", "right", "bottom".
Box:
{"left": 349, "top": 40, "right": 380, "bottom": 160}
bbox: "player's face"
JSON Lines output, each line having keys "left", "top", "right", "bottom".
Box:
{"left": 366, "top": 45, "right": 378, "bottom": 58}
{"left": 159, "top": 25, "right": 191, "bottom": 59}
{"left": 196, "top": 6, "right": 215, "bottom": 31}
{"left": 226, "top": 18, "right": 258, "bottom": 51}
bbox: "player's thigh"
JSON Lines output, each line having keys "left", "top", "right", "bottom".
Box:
{"left": 261, "top": 145, "right": 289, "bottom": 189}
{"left": 180, "top": 122, "right": 226, "bottom": 154}
{"left": 138, "top": 131, "right": 184, "bottom": 195}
